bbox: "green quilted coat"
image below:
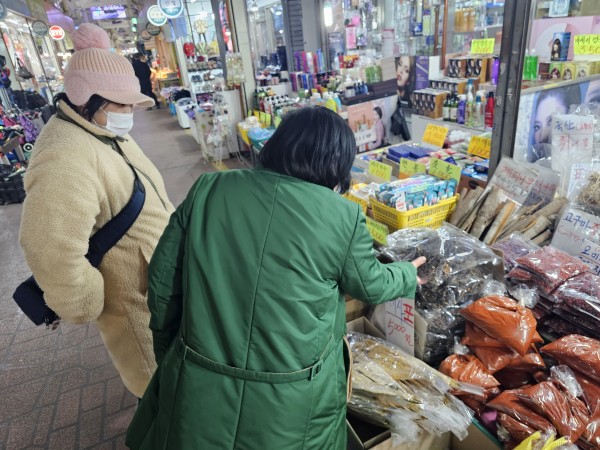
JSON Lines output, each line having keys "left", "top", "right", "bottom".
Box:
{"left": 126, "top": 168, "right": 417, "bottom": 450}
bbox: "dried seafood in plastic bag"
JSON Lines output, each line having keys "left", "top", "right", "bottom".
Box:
{"left": 346, "top": 332, "right": 476, "bottom": 444}
{"left": 461, "top": 295, "right": 538, "bottom": 356}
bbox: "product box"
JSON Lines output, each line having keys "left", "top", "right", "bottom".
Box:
{"left": 466, "top": 57, "right": 491, "bottom": 83}
{"left": 538, "top": 61, "right": 551, "bottom": 80}
{"left": 551, "top": 32, "right": 571, "bottom": 61}
{"left": 345, "top": 298, "right": 370, "bottom": 323}
{"left": 576, "top": 62, "right": 593, "bottom": 79}
{"left": 447, "top": 57, "right": 468, "bottom": 78}
{"left": 562, "top": 62, "right": 576, "bottom": 80}
{"left": 549, "top": 62, "right": 563, "bottom": 80}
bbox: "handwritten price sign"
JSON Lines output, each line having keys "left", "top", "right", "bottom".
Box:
{"left": 399, "top": 158, "right": 427, "bottom": 176}
{"left": 574, "top": 34, "right": 600, "bottom": 55}
{"left": 422, "top": 124, "right": 449, "bottom": 148}
{"left": 366, "top": 217, "right": 389, "bottom": 245}
{"left": 468, "top": 136, "right": 492, "bottom": 159}
{"left": 429, "top": 158, "right": 461, "bottom": 183}
{"left": 385, "top": 297, "right": 415, "bottom": 356}
{"left": 471, "top": 38, "right": 495, "bottom": 54}
{"left": 368, "top": 160, "right": 393, "bottom": 181}
{"left": 552, "top": 206, "right": 600, "bottom": 254}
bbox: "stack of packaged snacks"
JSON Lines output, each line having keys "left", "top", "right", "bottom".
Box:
{"left": 375, "top": 175, "right": 458, "bottom": 211}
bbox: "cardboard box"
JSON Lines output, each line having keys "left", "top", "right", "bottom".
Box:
{"left": 576, "top": 62, "right": 593, "bottom": 79}
{"left": 562, "top": 62, "right": 576, "bottom": 81}
{"left": 466, "top": 57, "right": 491, "bottom": 83}
{"left": 346, "top": 299, "right": 370, "bottom": 323}
{"left": 549, "top": 62, "right": 563, "bottom": 80}
{"left": 346, "top": 316, "right": 385, "bottom": 339}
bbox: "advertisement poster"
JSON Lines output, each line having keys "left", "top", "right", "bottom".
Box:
{"left": 396, "top": 55, "right": 416, "bottom": 107}
{"left": 514, "top": 79, "right": 599, "bottom": 163}
{"left": 347, "top": 97, "right": 396, "bottom": 152}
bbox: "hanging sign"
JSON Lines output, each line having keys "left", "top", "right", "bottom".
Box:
{"left": 422, "top": 123, "right": 449, "bottom": 148}
{"left": 470, "top": 38, "right": 495, "bottom": 54}
{"left": 0, "top": 2, "right": 7, "bottom": 20}
{"left": 31, "top": 20, "right": 48, "bottom": 36}
{"left": 49, "top": 25, "right": 65, "bottom": 40}
{"left": 147, "top": 5, "right": 167, "bottom": 26}
{"left": 157, "top": 0, "right": 184, "bottom": 19}
{"left": 146, "top": 23, "right": 161, "bottom": 36}
{"left": 368, "top": 160, "right": 393, "bottom": 181}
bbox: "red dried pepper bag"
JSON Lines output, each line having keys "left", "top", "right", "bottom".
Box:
{"left": 497, "top": 412, "right": 536, "bottom": 444}
{"left": 461, "top": 296, "right": 537, "bottom": 356}
{"left": 574, "top": 371, "right": 600, "bottom": 415}
{"left": 439, "top": 354, "right": 500, "bottom": 401}
{"left": 515, "top": 246, "right": 590, "bottom": 294}
{"left": 487, "top": 389, "right": 556, "bottom": 434}
{"left": 516, "top": 381, "right": 590, "bottom": 443}
{"left": 541, "top": 335, "right": 600, "bottom": 385}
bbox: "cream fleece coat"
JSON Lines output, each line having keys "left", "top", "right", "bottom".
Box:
{"left": 19, "top": 103, "right": 174, "bottom": 398}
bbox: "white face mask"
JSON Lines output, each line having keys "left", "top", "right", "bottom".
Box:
{"left": 100, "top": 107, "right": 134, "bottom": 136}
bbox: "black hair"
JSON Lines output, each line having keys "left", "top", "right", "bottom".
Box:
{"left": 53, "top": 92, "right": 108, "bottom": 122}
{"left": 374, "top": 106, "right": 383, "bottom": 119}
{"left": 257, "top": 106, "right": 356, "bottom": 194}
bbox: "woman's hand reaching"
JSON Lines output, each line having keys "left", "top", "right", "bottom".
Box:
{"left": 411, "top": 257, "right": 427, "bottom": 286}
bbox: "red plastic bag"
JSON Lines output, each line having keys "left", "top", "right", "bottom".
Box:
{"left": 516, "top": 381, "right": 590, "bottom": 442}
{"left": 494, "top": 368, "right": 537, "bottom": 390}
{"left": 497, "top": 412, "right": 536, "bottom": 444}
{"left": 541, "top": 335, "right": 600, "bottom": 385}
{"left": 439, "top": 354, "right": 500, "bottom": 401}
{"left": 583, "top": 411, "right": 600, "bottom": 448}
{"left": 515, "top": 246, "right": 590, "bottom": 294}
{"left": 461, "top": 296, "right": 537, "bottom": 356}
{"left": 574, "top": 371, "right": 600, "bottom": 415}
{"left": 487, "top": 389, "right": 556, "bottom": 434}
{"left": 470, "top": 345, "right": 517, "bottom": 373}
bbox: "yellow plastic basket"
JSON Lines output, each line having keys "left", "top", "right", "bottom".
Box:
{"left": 344, "top": 193, "right": 369, "bottom": 215}
{"left": 371, "top": 195, "right": 458, "bottom": 231}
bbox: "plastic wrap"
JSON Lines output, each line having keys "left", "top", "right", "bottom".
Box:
{"left": 516, "top": 381, "right": 590, "bottom": 443}
{"left": 541, "top": 335, "right": 600, "bottom": 385}
{"left": 554, "top": 272, "right": 600, "bottom": 321}
{"left": 498, "top": 412, "right": 537, "bottom": 444}
{"left": 514, "top": 246, "right": 590, "bottom": 294}
{"left": 551, "top": 365, "right": 583, "bottom": 398}
{"left": 347, "top": 332, "right": 476, "bottom": 444}
{"left": 510, "top": 284, "right": 540, "bottom": 309}
{"left": 461, "top": 295, "right": 538, "bottom": 356}
{"left": 487, "top": 390, "right": 556, "bottom": 435}
{"left": 583, "top": 412, "right": 600, "bottom": 448}
{"left": 492, "top": 233, "right": 541, "bottom": 273}
{"left": 573, "top": 371, "right": 600, "bottom": 415}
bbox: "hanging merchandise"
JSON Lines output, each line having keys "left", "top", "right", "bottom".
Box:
{"left": 14, "top": 55, "right": 33, "bottom": 80}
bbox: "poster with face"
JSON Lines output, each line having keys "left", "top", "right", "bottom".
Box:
{"left": 512, "top": 80, "right": 600, "bottom": 163}
{"left": 347, "top": 97, "right": 396, "bottom": 152}
{"left": 396, "top": 55, "right": 416, "bottom": 107}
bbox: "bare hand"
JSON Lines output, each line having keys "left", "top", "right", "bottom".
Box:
{"left": 411, "top": 257, "right": 427, "bottom": 286}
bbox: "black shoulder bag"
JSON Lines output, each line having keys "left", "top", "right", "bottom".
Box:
{"left": 13, "top": 154, "right": 146, "bottom": 328}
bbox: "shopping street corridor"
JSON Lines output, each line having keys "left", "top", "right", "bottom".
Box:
{"left": 0, "top": 107, "right": 246, "bottom": 449}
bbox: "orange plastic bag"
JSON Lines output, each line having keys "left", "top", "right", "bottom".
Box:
{"left": 463, "top": 322, "right": 543, "bottom": 348}
{"left": 439, "top": 354, "right": 500, "bottom": 399}
{"left": 487, "top": 389, "right": 556, "bottom": 434}
{"left": 574, "top": 371, "right": 600, "bottom": 415}
{"left": 461, "top": 296, "right": 537, "bottom": 356}
{"left": 498, "top": 412, "right": 536, "bottom": 444}
{"left": 541, "top": 335, "right": 600, "bottom": 385}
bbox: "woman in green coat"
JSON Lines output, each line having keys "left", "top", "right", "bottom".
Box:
{"left": 126, "top": 107, "right": 424, "bottom": 449}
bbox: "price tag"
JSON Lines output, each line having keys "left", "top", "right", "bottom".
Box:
{"left": 385, "top": 297, "right": 415, "bottom": 356}
{"left": 468, "top": 136, "right": 492, "bottom": 159}
{"left": 274, "top": 116, "right": 282, "bottom": 128}
{"left": 366, "top": 217, "right": 389, "bottom": 245}
{"left": 552, "top": 206, "right": 600, "bottom": 256}
{"left": 471, "top": 38, "right": 495, "bottom": 54}
{"left": 399, "top": 158, "right": 427, "bottom": 176}
{"left": 574, "top": 34, "right": 600, "bottom": 55}
{"left": 429, "top": 158, "right": 461, "bottom": 183}
{"left": 422, "top": 124, "right": 449, "bottom": 148}
{"left": 368, "top": 160, "right": 393, "bottom": 181}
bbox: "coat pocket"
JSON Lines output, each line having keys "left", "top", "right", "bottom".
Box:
{"left": 138, "top": 247, "right": 150, "bottom": 297}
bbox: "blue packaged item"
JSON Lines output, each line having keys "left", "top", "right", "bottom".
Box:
{"left": 444, "top": 156, "right": 457, "bottom": 165}
{"left": 386, "top": 154, "right": 401, "bottom": 163}
{"left": 409, "top": 147, "right": 431, "bottom": 159}
{"left": 388, "top": 146, "right": 412, "bottom": 159}
{"left": 474, "top": 161, "right": 489, "bottom": 173}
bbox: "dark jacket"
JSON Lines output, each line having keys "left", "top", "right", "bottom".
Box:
{"left": 126, "top": 168, "right": 417, "bottom": 449}
{"left": 132, "top": 59, "right": 152, "bottom": 92}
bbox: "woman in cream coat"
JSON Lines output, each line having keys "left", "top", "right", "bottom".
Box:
{"left": 19, "top": 24, "right": 174, "bottom": 398}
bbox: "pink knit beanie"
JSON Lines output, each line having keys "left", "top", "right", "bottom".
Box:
{"left": 64, "top": 23, "right": 154, "bottom": 107}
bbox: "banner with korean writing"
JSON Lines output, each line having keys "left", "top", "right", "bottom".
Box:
{"left": 384, "top": 297, "right": 415, "bottom": 356}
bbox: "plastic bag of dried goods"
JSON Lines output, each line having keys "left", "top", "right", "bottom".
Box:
{"left": 516, "top": 380, "right": 590, "bottom": 443}
{"left": 439, "top": 354, "right": 500, "bottom": 399}
{"left": 487, "top": 390, "right": 556, "bottom": 434}
{"left": 497, "top": 412, "right": 536, "bottom": 444}
{"left": 554, "top": 272, "right": 600, "bottom": 321}
{"left": 515, "top": 246, "right": 590, "bottom": 294}
{"left": 461, "top": 295, "right": 538, "bottom": 356}
{"left": 541, "top": 335, "right": 600, "bottom": 384}
{"left": 492, "top": 233, "right": 541, "bottom": 273}
{"left": 494, "top": 368, "right": 538, "bottom": 391}
{"left": 573, "top": 371, "right": 600, "bottom": 415}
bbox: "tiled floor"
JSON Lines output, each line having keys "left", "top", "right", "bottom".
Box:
{"left": 0, "top": 108, "right": 248, "bottom": 449}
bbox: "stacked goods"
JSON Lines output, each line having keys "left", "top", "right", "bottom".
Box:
{"left": 449, "top": 185, "right": 566, "bottom": 246}
{"left": 347, "top": 332, "right": 477, "bottom": 446}
{"left": 491, "top": 233, "right": 540, "bottom": 272}
{"left": 381, "top": 224, "right": 505, "bottom": 365}
{"left": 375, "top": 175, "right": 457, "bottom": 211}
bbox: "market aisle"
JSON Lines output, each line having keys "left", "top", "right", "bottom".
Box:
{"left": 0, "top": 108, "right": 246, "bottom": 449}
